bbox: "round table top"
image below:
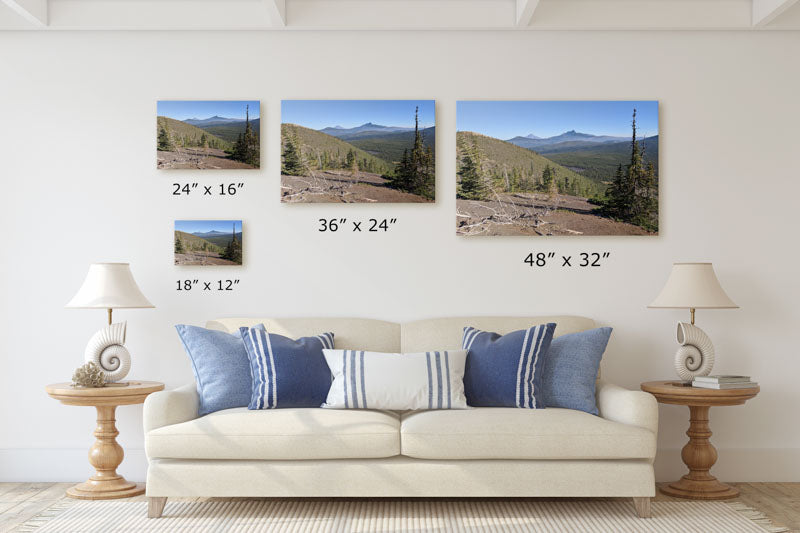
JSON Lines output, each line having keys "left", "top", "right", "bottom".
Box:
{"left": 641, "top": 380, "right": 759, "bottom": 407}
{"left": 46, "top": 381, "right": 165, "bottom": 407}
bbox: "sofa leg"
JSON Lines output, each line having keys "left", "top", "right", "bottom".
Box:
{"left": 148, "top": 497, "right": 167, "bottom": 518}
{"left": 632, "top": 497, "right": 651, "bottom": 518}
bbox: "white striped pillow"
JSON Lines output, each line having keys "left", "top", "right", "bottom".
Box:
{"left": 321, "top": 349, "right": 469, "bottom": 410}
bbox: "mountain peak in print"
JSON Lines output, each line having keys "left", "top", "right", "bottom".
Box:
{"left": 505, "top": 130, "right": 629, "bottom": 150}
{"left": 192, "top": 230, "right": 228, "bottom": 237}
{"left": 319, "top": 122, "right": 415, "bottom": 138}
{"left": 184, "top": 116, "right": 245, "bottom": 126}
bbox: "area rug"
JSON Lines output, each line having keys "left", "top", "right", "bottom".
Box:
{"left": 16, "top": 499, "right": 788, "bottom": 533}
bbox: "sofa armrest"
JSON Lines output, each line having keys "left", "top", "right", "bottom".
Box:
{"left": 143, "top": 383, "right": 199, "bottom": 433}
{"left": 596, "top": 380, "right": 658, "bottom": 435}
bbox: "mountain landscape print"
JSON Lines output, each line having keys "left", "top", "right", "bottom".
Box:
{"left": 456, "top": 101, "right": 659, "bottom": 236}
{"left": 157, "top": 101, "right": 260, "bottom": 170}
{"left": 281, "top": 100, "right": 435, "bottom": 203}
{"left": 174, "top": 220, "right": 243, "bottom": 266}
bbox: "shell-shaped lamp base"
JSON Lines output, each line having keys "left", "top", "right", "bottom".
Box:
{"left": 674, "top": 322, "right": 715, "bottom": 381}
{"left": 84, "top": 322, "right": 131, "bottom": 382}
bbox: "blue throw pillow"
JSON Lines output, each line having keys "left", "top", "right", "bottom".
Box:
{"left": 462, "top": 323, "right": 556, "bottom": 408}
{"left": 542, "top": 327, "right": 613, "bottom": 415}
{"left": 175, "top": 324, "right": 265, "bottom": 417}
{"left": 240, "top": 327, "right": 334, "bottom": 409}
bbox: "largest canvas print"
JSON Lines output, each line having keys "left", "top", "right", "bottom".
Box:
{"left": 281, "top": 100, "right": 435, "bottom": 203}
{"left": 456, "top": 101, "right": 658, "bottom": 236}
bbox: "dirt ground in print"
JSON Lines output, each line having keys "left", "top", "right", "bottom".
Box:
{"left": 281, "top": 171, "right": 431, "bottom": 203}
{"left": 158, "top": 147, "right": 255, "bottom": 170}
{"left": 174, "top": 251, "right": 239, "bottom": 266}
{"left": 456, "top": 192, "right": 651, "bottom": 236}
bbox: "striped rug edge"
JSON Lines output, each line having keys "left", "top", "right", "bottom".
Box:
{"left": 13, "top": 499, "right": 790, "bottom": 533}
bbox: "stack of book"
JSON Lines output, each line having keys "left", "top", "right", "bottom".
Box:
{"left": 692, "top": 375, "right": 758, "bottom": 389}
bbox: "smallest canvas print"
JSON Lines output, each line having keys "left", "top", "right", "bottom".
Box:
{"left": 174, "top": 220, "right": 242, "bottom": 266}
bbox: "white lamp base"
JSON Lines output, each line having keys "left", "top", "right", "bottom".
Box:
{"left": 84, "top": 322, "right": 131, "bottom": 383}
{"left": 674, "top": 322, "right": 715, "bottom": 381}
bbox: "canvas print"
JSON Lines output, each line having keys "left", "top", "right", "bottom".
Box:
{"left": 174, "top": 220, "right": 242, "bottom": 266}
{"left": 456, "top": 101, "right": 658, "bottom": 236}
{"left": 157, "top": 101, "right": 260, "bottom": 169}
{"left": 281, "top": 100, "right": 435, "bottom": 203}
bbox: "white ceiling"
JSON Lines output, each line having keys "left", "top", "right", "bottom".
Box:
{"left": 1, "top": 0, "right": 799, "bottom": 30}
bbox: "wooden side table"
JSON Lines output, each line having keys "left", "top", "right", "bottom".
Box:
{"left": 46, "top": 381, "right": 164, "bottom": 500}
{"left": 641, "top": 380, "right": 759, "bottom": 500}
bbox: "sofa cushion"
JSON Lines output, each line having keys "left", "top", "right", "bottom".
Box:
{"left": 400, "top": 408, "right": 655, "bottom": 460}
{"left": 208, "top": 317, "right": 401, "bottom": 352}
{"left": 146, "top": 408, "right": 400, "bottom": 460}
{"left": 400, "top": 316, "right": 595, "bottom": 353}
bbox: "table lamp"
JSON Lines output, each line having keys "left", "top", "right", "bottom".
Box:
{"left": 648, "top": 262, "right": 738, "bottom": 382}
{"left": 66, "top": 263, "right": 154, "bottom": 383}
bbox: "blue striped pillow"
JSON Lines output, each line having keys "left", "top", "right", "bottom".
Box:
{"left": 462, "top": 323, "right": 556, "bottom": 408}
{"left": 240, "top": 327, "right": 334, "bottom": 409}
{"left": 321, "top": 349, "right": 468, "bottom": 410}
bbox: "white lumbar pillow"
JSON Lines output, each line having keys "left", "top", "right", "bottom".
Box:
{"left": 322, "top": 349, "right": 468, "bottom": 410}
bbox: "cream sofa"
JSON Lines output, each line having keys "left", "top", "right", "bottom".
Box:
{"left": 144, "top": 316, "right": 658, "bottom": 518}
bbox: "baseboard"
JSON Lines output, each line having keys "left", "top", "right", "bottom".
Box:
{"left": 2, "top": 448, "right": 799, "bottom": 483}
{"left": 654, "top": 448, "right": 800, "bottom": 482}
{"left": 0, "top": 448, "right": 148, "bottom": 482}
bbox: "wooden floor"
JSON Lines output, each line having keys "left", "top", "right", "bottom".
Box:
{"left": 0, "top": 482, "right": 798, "bottom": 532}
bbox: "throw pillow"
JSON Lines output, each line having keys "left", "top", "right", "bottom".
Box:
{"left": 240, "top": 327, "right": 334, "bottom": 409}
{"left": 175, "top": 324, "right": 265, "bottom": 417}
{"left": 462, "top": 323, "right": 556, "bottom": 408}
{"left": 321, "top": 349, "right": 468, "bottom": 410}
{"left": 542, "top": 327, "right": 613, "bottom": 415}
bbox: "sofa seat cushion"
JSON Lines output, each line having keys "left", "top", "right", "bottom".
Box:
{"left": 147, "top": 407, "right": 400, "bottom": 460}
{"left": 400, "top": 408, "right": 655, "bottom": 460}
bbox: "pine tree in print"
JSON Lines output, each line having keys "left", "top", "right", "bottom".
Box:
{"left": 221, "top": 222, "right": 242, "bottom": 265}
{"left": 231, "top": 105, "right": 260, "bottom": 167}
{"left": 601, "top": 108, "right": 658, "bottom": 231}
{"left": 457, "top": 140, "right": 487, "bottom": 201}
{"left": 282, "top": 130, "right": 305, "bottom": 176}
{"left": 387, "top": 106, "right": 435, "bottom": 200}
{"left": 158, "top": 122, "right": 173, "bottom": 152}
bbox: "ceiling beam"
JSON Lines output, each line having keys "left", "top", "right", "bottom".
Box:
{"left": 264, "top": 0, "right": 286, "bottom": 26}
{"left": 1, "top": 0, "right": 47, "bottom": 26}
{"left": 752, "top": 0, "right": 800, "bottom": 25}
{"left": 285, "top": 0, "right": 511, "bottom": 30}
{"left": 516, "top": 0, "right": 540, "bottom": 26}
{"left": 2, "top": 0, "right": 797, "bottom": 31}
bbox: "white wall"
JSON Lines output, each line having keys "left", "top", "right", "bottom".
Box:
{"left": 1, "top": 30, "right": 798, "bottom": 483}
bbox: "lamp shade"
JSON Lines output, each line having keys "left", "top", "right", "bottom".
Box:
{"left": 648, "top": 262, "right": 738, "bottom": 309}
{"left": 66, "top": 263, "right": 154, "bottom": 309}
